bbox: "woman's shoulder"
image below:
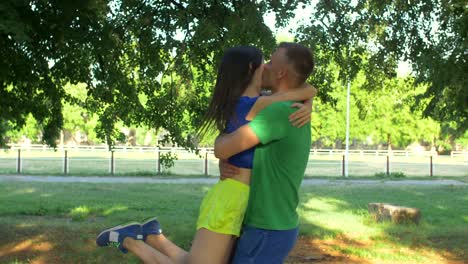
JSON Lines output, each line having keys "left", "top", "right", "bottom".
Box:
{"left": 238, "top": 96, "right": 260, "bottom": 107}
{"left": 239, "top": 95, "right": 260, "bottom": 102}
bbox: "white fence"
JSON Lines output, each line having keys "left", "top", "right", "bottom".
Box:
{"left": 1, "top": 144, "right": 467, "bottom": 177}
{"left": 3, "top": 144, "right": 448, "bottom": 156}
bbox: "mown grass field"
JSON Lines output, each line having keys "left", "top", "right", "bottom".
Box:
{"left": 0, "top": 181, "right": 466, "bottom": 263}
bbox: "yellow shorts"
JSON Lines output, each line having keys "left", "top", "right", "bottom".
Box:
{"left": 196, "top": 178, "right": 249, "bottom": 236}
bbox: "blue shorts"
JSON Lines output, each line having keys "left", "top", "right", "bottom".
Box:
{"left": 231, "top": 225, "right": 299, "bottom": 264}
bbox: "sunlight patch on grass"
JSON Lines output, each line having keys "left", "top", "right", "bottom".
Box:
{"left": 102, "top": 205, "right": 128, "bottom": 216}
{"left": 299, "top": 197, "right": 381, "bottom": 239}
{"left": 0, "top": 235, "right": 53, "bottom": 257}
{"left": 434, "top": 205, "right": 447, "bottom": 212}
{"left": 330, "top": 244, "right": 429, "bottom": 262}
{"left": 304, "top": 211, "right": 380, "bottom": 238}
{"left": 201, "top": 186, "right": 211, "bottom": 193}
{"left": 15, "top": 222, "right": 36, "bottom": 228}
{"left": 8, "top": 260, "right": 28, "bottom": 264}
{"left": 69, "top": 206, "right": 91, "bottom": 221}
{"left": 13, "top": 188, "right": 37, "bottom": 195}
{"left": 302, "top": 197, "right": 349, "bottom": 212}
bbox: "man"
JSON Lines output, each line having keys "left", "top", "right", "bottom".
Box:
{"left": 215, "top": 42, "right": 315, "bottom": 263}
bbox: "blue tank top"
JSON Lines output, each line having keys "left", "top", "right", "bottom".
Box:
{"left": 225, "top": 96, "right": 259, "bottom": 169}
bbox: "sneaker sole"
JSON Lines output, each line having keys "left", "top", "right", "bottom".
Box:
{"left": 96, "top": 221, "right": 140, "bottom": 241}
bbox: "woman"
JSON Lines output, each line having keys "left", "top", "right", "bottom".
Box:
{"left": 96, "top": 46, "right": 316, "bottom": 264}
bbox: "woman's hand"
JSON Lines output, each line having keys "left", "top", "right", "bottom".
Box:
{"left": 250, "top": 64, "right": 264, "bottom": 90}
{"left": 218, "top": 159, "right": 240, "bottom": 180}
{"left": 289, "top": 99, "right": 313, "bottom": 128}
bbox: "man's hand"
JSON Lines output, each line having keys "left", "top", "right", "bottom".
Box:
{"left": 289, "top": 98, "right": 313, "bottom": 128}
{"left": 218, "top": 159, "right": 240, "bottom": 180}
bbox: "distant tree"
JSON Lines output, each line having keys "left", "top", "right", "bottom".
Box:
{"left": 5, "top": 114, "right": 41, "bottom": 144}
{"left": 310, "top": 65, "right": 441, "bottom": 149}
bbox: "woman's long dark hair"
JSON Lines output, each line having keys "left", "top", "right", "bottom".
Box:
{"left": 198, "top": 46, "right": 263, "bottom": 138}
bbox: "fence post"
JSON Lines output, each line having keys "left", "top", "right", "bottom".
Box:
{"left": 430, "top": 156, "right": 433, "bottom": 177}
{"left": 205, "top": 150, "right": 208, "bottom": 176}
{"left": 386, "top": 156, "right": 390, "bottom": 175}
{"left": 342, "top": 155, "right": 345, "bottom": 177}
{"left": 64, "top": 150, "right": 68, "bottom": 175}
{"left": 110, "top": 151, "right": 115, "bottom": 175}
{"left": 157, "top": 148, "right": 161, "bottom": 174}
{"left": 17, "top": 149, "right": 21, "bottom": 174}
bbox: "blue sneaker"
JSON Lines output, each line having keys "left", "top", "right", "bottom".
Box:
{"left": 96, "top": 222, "right": 143, "bottom": 253}
{"left": 141, "top": 217, "right": 163, "bottom": 241}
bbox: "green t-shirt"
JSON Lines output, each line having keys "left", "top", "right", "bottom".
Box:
{"left": 243, "top": 101, "right": 311, "bottom": 230}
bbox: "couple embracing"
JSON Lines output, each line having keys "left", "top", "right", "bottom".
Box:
{"left": 97, "top": 42, "right": 316, "bottom": 264}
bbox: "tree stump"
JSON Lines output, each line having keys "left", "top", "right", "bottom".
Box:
{"left": 368, "top": 203, "right": 421, "bottom": 224}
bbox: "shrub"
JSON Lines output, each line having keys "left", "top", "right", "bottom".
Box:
{"left": 375, "top": 172, "right": 406, "bottom": 178}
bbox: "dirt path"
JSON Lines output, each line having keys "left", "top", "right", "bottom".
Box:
{"left": 0, "top": 174, "right": 466, "bottom": 186}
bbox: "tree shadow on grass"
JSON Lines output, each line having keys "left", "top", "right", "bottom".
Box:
{"left": 297, "top": 184, "right": 468, "bottom": 263}
{"left": 0, "top": 181, "right": 207, "bottom": 263}
{"left": 286, "top": 222, "right": 372, "bottom": 263}
{"left": 0, "top": 216, "right": 185, "bottom": 264}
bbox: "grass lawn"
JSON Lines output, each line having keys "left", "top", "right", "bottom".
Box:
{"left": 0, "top": 181, "right": 466, "bottom": 263}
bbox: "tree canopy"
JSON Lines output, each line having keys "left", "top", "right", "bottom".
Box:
{"left": 1, "top": 0, "right": 466, "bottom": 150}
{"left": 0, "top": 0, "right": 304, "bottom": 147}
{"left": 297, "top": 0, "right": 467, "bottom": 134}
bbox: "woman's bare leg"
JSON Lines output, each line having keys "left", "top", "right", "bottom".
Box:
{"left": 143, "top": 229, "right": 235, "bottom": 264}
{"left": 188, "top": 228, "right": 236, "bottom": 264}
{"left": 127, "top": 228, "right": 235, "bottom": 264}
{"left": 145, "top": 234, "right": 188, "bottom": 263}
{"left": 123, "top": 237, "right": 185, "bottom": 264}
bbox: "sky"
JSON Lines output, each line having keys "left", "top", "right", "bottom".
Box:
{"left": 262, "top": 5, "right": 314, "bottom": 41}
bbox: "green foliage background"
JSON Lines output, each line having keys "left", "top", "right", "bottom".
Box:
{"left": 1, "top": 0, "right": 466, "bottom": 151}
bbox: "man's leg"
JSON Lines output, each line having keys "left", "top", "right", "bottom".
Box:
{"left": 231, "top": 226, "right": 299, "bottom": 264}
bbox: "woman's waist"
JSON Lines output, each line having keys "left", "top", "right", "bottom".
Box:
{"left": 225, "top": 168, "right": 251, "bottom": 185}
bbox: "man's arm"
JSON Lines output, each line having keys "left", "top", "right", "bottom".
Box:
{"left": 214, "top": 125, "right": 260, "bottom": 160}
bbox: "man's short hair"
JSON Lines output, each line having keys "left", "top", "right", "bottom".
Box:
{"left": 278, "top": 42, "right": 314, "bottom": 85}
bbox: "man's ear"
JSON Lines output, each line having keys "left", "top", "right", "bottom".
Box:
{"left": 278, "top": 67, "right": 287, "bottom": 79}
